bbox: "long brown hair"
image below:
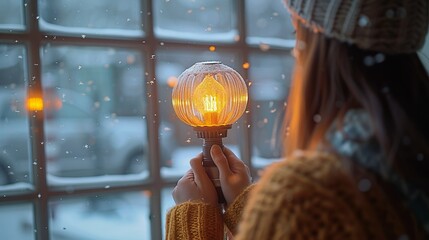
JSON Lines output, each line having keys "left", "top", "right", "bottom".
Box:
{"left": 284, "top": 22, "right": 429, "bottom": 191}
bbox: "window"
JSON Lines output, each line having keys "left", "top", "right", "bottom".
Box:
{"left": 0, "top": 0, "right": 295, "bottom": 239}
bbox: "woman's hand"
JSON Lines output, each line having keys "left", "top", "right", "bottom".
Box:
{"left": 211, "top": 145, "right": 252, "bottom": 206}
{"left": 172, "top": 154, "right": 218, "bottom": 206}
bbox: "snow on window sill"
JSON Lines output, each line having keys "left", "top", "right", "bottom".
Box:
{"left": 246, "top": 36, "right": 295, "bottom": 49}
{"left": 0, "top": 24, "right": 26, "bottom": 32}
{"left": 252, "top": 155, "right": 284, "bottom": 169}
{"left": 154, "top": 27, "right": 238, "bottom": 44}
{"left": 47, "top": 171, "right": 149, "bottom": 190}
{"left": 0, "top": 182, "right": 34, "bottom": 195}
{"left": 38, "top": 19, "right": 144, "bottom": 39}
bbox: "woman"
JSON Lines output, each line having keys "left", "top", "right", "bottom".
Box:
{"left": 166, "top": 0, "right": 429, "bottom": 239}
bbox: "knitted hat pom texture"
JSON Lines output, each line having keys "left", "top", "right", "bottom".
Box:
{"left": 284, "top": 0, "right": 429, "bottom": 54}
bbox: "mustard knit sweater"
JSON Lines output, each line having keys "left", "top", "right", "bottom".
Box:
{"left": 166, "top": 151, "right": 425, "bottom": 239}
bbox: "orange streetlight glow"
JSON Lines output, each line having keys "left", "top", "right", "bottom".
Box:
{"left": 242, "top": 62, "right": 250, "bottom": 69}
{"left": 26, "top": 97, "right": 44, "bottom": 111}
{"left": 209, "top": 45, "right": 216, "bottom": 52}
{"left": 167, "top": 76, "right": 178, "bottom": 88}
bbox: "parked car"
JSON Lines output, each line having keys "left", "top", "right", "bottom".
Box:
{"left": 0, "top": 88, "right": 173, "bottom": 185}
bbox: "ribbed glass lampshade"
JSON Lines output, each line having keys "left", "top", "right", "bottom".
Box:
{"left": 172, "top": 61, "right": 248, "bottom": 127}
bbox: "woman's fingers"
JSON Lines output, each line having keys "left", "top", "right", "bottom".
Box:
{"left": 171, "top": 153, "right": 218, "bottom": 205}
{"left": 211, "top": 145, "right": 233, "bottom": 177}
{"left": 172, "top": 170, "right": 195, "bottom": 204}
{"left": 209, "top": 145, "right": 252, "bottom": 205}
{"left": 190, "top": 156, "right": 212, "bottom": 188}
{"left": 222, "top": 146, "right": 249, "bottom": 174}
{"left": 222, "top": 146, "right": 238, "bottom": 160}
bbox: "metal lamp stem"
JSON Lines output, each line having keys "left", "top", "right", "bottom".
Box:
{"left": 194, "top": 125, "right": 231, "bottom": 203}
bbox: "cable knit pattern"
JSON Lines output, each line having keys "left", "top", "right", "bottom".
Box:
{"left": 166, "top": 202, "right": 223, "bottom": 240}
{"left": 224, "top": 184, "right": 255, "bottom": 234}
{"left": 235, "top": 151, "right": 424, "bottom": 239}
{"left": 284, "top": 0, "right": 429, "bottom": 54}
{"left": 166, "top": 151, "right": 426, "bottom": 239}
{"left": 236, "top": 152, "right": 366, "bottom": 239}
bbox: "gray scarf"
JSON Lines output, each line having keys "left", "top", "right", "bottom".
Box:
{"left": 326, "top": 109, "right": 429, "bottom": 234}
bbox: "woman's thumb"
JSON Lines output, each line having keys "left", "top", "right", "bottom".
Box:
{"left": 210, "top": 145, "right": 232, "bottom": 177}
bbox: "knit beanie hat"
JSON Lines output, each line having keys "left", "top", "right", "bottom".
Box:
{"left": 284, "top": 0, "right": 429, "bottom": 54}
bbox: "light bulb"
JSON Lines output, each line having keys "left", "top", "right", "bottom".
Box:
{"left": 172, "top": 61, "right": 248, "bottom": 203}
{"left": 192, "top": 74, "right": 226, "bottom": 125}
{"left": 172, "top": 61, "right": 248, "bottom": 127}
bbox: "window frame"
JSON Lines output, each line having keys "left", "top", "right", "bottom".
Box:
{"left": 0, "top": 1, "right": 294, "bottom": 239}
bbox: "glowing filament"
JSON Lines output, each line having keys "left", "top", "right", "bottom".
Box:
{"left": 203, "top": 95, "right": 218, "bottom": 112}
{"left": 192, "top": 74, "right": 226, "bottom": 125}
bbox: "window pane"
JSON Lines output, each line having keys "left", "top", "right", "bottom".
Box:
{"left": 0, "top": 0, "right": 25, "bottom": 31}
{"left": 38, "top": 0, "right": 144, "bottom": 37}
{"left": 246, "top": 0, "right": 295, "bottom": 45}
{"left": 0, "top": 203, "right": 35, "bottom": 240}
{"left": 154, "top": 1, "right": 238, "bottom": 42}
{"left": 0, "top": 45, "right": 32, "bottom": 188}
{"left": 161, "top": 187, "right": 175, "bottom": 239}
{"left": 49, "top": 191, "right": 150, "bottom": 239}
{"left": 41, "top": 45, "right": 147, "bottom": 185}
{"left": 249, "top": 52, "right": 294, "bottom": 168}
{"left": 156, "top": 47, "right": 243, "bottom": 178}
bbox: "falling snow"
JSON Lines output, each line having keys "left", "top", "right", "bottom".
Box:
{"left": 358, "top": 15, "right": 370, "bottom": 27}
{"left": 313, "top": 114, "right": 322, "bottom": 123}
{"left": 0, "top": 1, "right": 307, "bottom": 238}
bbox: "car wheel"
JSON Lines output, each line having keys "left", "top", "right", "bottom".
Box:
{"left": 124, "top": 151, "right": 148, "bottom": 174}
{"left": 0, "top": 162, "right": 12, "bottom": 185}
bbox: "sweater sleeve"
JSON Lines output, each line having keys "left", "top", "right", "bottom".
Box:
{"left": 234, "top": 152, "right": 367, "bottom": 240}
{"left": 165, "top": 202, "right": 224, "bottom": 240}
{"left": 224, "top": 184, "right": 255, "bottom": 234}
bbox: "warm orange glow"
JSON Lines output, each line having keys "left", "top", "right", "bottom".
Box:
{"left": 192, "top": 74, "right": 226, "bottom": 125}
{"left": 209, "top": 46, "right": 216, "bottom": 52}
{"left": 167, "top": 76, "right": 178, "bottom": 88}
{"left": 127, "top": 55, "right": 136, "bottom": 64}
{"left": 242, "top": 62, "right": 250, "bottom": 69}
{"left": 172, "top": 61, "right": 248, "bottom": 127}
{"left": 45, "top": 98, "right": 63, "bottom": 110}
{"left": 55, "top": 99, "right": 63, "bottom": 109}
{"left": 26, "top": 97, "right": 44, "bottom": 111}
{"left": 142, "top": 190, "right": 152, "bottom": 197}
